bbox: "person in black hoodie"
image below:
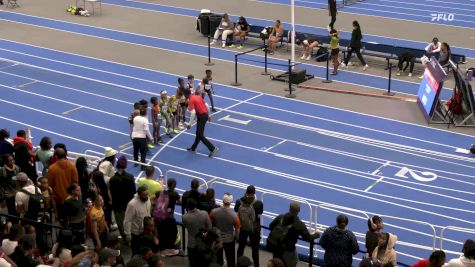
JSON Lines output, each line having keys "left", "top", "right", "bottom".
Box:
{"left": 365, "top": 215, "right": 384, "bottom": 258}
{"left": 342, "top": 20, "right": 368, "bottom": 71}
{"left": 269, "top": 202, "right": 320, "bottom": 267}
{"left": 320, "top": 214, "right": 359, "bottom": 267}
{"left": 182, "top": 179, "right": 202, "bottom": 212}
{"left": 234, "top": 185, "right": 263, "bottom": 267}
{"left": 198, "top": 188, "right": 219, "bottom": 214}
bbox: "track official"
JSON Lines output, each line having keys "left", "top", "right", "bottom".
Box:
{"left": 186, "top": 91, "right": 218, "bottom": 158}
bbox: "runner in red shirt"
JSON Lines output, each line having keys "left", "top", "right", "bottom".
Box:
{"left": 186, "top": 91, "right": 218, "bottom": 158}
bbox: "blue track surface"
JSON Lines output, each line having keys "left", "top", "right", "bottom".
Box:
{"left": 250, "top": 0, "right": 475, "bottom": 28}
{"left": 0, "top": 37, "right": 474, "bottom": 265}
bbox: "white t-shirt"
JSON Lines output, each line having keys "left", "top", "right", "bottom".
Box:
{"left": 15, "top": 184, "right": 41, "bottom": 216}
{"left": 1, "top": 239, "right": 17, "bottom": 255}
{"left": 0, "top": 258, "right": 10, "bottom": 267}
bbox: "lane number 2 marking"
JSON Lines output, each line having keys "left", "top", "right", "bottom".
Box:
{"left": 395, "top": 167, "right": 438, "bottom": 182}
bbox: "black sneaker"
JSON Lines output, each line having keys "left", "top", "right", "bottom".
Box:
{"left": 186, "top": 147, "right": 195, "bottom": 152}
{"left": 211, "top": 108, "right": 217, "bottom": 112}
{"left": 208, "top": 147, "right": 219, "bottom": 158}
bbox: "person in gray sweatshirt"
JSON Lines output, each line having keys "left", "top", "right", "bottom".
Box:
{"left": 124, "top": 186, "right": 152, "bottom": 255}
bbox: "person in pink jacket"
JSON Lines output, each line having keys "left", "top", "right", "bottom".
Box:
{"left": 372, "top": 232, "right": 397, "bottom": 266}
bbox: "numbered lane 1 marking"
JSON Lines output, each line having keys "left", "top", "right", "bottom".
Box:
{"left": 395, "top": 167, "right": 438, "bottom": 182}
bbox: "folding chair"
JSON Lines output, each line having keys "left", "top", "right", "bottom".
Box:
{"left": 6, "top": 0, "right": 19, "bottom": 8}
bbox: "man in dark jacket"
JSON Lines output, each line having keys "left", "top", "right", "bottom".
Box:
{"left": 182, "top": 179, "right": 202, "bottom": 212}
{"left": 13, "top": 130, "right": 37, "bottom": 182}
{"left": 269, "top": 202, "right": 320, "bottom": 267}
{"left": 320, "top": 214, "right": 359, "bottom": 267}
{"left": 109, "top": 156, "right": 136, "bottom": 238}
{"left": 234, "top": 185, "right": 263, "bottom": 267}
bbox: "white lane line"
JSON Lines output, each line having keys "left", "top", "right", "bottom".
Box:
{"left": 264, "top": 139, "right": 287, "bottom": 152}
{"left": 371, "top": 161, "right": 392, "bottom": 175}
{"left": 364, "top": 176, "right": 386, "bottom": 192}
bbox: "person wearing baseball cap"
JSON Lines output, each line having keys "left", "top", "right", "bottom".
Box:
{"left": 99, "top": 247, "right": 120, "bottom": 267}
{"left": 210, "top": 193, "right": 240, "bottom": 267}
{"left": 98, "top": 147, "right": 117, "bottom": 184}
{"left": 235, "top": 185, "right": 264, "bottom": 267}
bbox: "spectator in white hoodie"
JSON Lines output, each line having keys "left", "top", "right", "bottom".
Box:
{"left": 372, "top": 232, "right": 397, "bottom": 266}
{"left": 445, "top": 239, "right": 475, "bottom": 267}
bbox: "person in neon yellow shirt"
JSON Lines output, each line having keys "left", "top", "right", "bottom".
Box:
{"left": 169, "top": 93, "right": 180, "bottom": 134}
{"left": 137, "top": 166, "right": 163, "bottom": 201}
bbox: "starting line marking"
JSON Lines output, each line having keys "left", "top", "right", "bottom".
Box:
{"left": 218, "top": 115, "right": 252, "bottom": 125}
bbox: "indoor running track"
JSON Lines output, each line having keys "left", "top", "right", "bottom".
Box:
{"left": 0, "top": 41, "right": 474, "bottom": 265}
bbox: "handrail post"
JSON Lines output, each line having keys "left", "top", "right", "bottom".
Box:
{"left": 322, "top": 52, "right": 332, "bottom": 83}
{"left": 309, "top": 239, "right": 315, "bottom": 267}
{"left": 205, "top": 35, "right": 215, "bottom": 66}
{"left": 384, "top": 62, "right": 395, "bottom": 96}
{"left": 231, "top": 54, "right": 242, "bottom": 86}
{"left": 285, "top": 59, "right": 296, "bottom": 98}
{"left": 262, "top": 44, "right": 269, "bottom": 75}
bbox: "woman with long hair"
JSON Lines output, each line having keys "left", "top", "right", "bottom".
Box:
{"left": 35, "top": 136, "right": 53, "bottom": 176}
{"left": 365, "top": 215, "right": 384, "bottom": 258}
{"left": 90, "top": 171, "right": 112, "bottom": 226}
{"left": 342, "top": 20, "right": 368, "bottom": 71}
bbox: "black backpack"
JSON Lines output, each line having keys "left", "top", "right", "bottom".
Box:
{"left": 21, "top": 187, "right": 45, "bottom": 221}
{"left": 266, "top": 217, "right": 291, "bottom": 253}
{"left": 316, "top": 47, "right": 329, "bottom": 62}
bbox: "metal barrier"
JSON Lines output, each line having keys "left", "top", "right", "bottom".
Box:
{"left": 440, "top": 226, "right": 475, "bottom": 250}
{"left": 261, "top": 191, "right": 314, "bottom": 230}
{"left": 382, "top": 215, "right": 437, "bottom": 250}
{"left": 165, "top": 170, "right": 208, "bottom": 190}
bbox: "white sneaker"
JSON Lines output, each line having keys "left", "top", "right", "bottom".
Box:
{"left": 327, "top": 25, "right": 331, "bottom": 32}
{"left": 300, "top": 55, "right": 305, "bottom": 60}
{"left": 347, "top": 62, "right": 353, "bottom": 66}
{"left": 210, "top": 41, "right": 216, "bottom": 46}
{"left": 340, "top": 63, "right": 347, "bottom": 68}
{"left": 305, "top": 55, "right": 311, "bottom": 61}
{"left": 408, "top": 73, "right": 413, "bottom": 77}
{"left": 363, "top": 64, "right": 369, "bottom": 71}
{"left": 396, "top": 72, "right": 401, "bottom": 76}
{"left": 222, "top": 42, "right": 226, "bottom": 48}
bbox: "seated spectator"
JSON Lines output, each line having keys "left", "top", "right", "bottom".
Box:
{"left": 98, "top": 248, "right": 120, "bottom": 267}
{"left": 198, "top": 188, "right": 219, "bottom": 214}
{"left": 371, "top": 232, "right": 397, "bottom": 266}
{"left": 35, "top": 137, "right": 53, "bottom": 177}
{"left": 106, "top": 236, "right": 124, "bottom": 267}
{"left": 146, "top": 255, "right": 165, "bottom": 267}
{"left": 397, "top": 52, "right": 416, "bottom": 77}
{"left": 237, "top": 255, "right": 253, "bottom": 267}
{"left": 63, "top": 244, "right": 86, "bottom": 267}
{"left": 412, "top": 250, "right": 445, "bottom": 267}
{"left": 52, "top": 230, "right": 74, "bottom": 267}
{"left": 366, "top": 215, "right": 384, "bottom": 258}
{"left": 87, "top": 194, "right": 109, "bottom": 252}
{"left": 445, "top": 239, "right": 475, "bottom": 267}
{"left": 268, "top": 20, "right": 284, "bottom": 55}
{"left": 9, "top": 235, "right": 40, "bottom": 267}
{"left": 135, "top": 217, "right": 160, "bottom": 254}
{"left": 0, "top": 154, "right": 21, "bottom": 219}
{"left": 68, "top": 250, "right": 98, "bottom": 267}
{"left": 300, "top": 37, "right": 320, "bottom": 61}
{"left": 210, "top": 13, "right": 234, "bottom": 48}
{"left": 267, "top": 258, "right": 285, "bottom": 267}
{"left": 137, "top": 167, "right": 163, "bottom": 201}
{"left": 182, "top": 179, "right": 202, "bottom": 212}
{"left": 424, "top": 37, "right": 441, "bottom": 57}
{"left": 232, "top": 16, "right": 250, "bottom": 49}
{"left": 320, "top": 215, "right": 359, "bottom": 267}
{"left": 0, "top": 129, "right": 13, "bottom": 166}
{"left": 97, "top": 147, "right": 117, "bottom": 185}
{"left": 125, "top": 247, "right": 153, "bottom": 267}
{"left": 1, "top": 224, "right": 24, "bottom": 255}
{"left": 439, "top": 42, "right": 451, "bottom": 67}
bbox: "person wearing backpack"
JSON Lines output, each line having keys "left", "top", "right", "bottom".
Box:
{"left": 234, "top": 185, "right": 263, "bottom": 267}
{"left": 320, "top": 214, "right": 359, "bottom": 267}
{"left": 268, "top": 202, "right": 320, "bottom": 267}
{"left": 153, "top": 189, "right": 179, "bottom": 257}
{"left": 14, "top": 172, "right": 43, "bottom": 221}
